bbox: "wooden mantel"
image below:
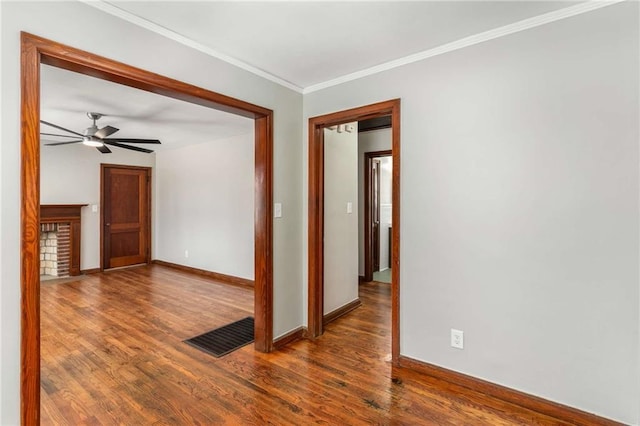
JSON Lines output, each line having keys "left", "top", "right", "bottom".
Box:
{"left": 40, "top": 204, "right": 87, "bottom": 276}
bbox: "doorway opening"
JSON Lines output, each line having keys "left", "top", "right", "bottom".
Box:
{"left": 21, "top": 32, "right": 274, "bottom": 424}
{"left": 307, "top": 99, "right": 401, "bottom": 363}
{"left": 364, "top": 150, "right": 392, "bottom": 284}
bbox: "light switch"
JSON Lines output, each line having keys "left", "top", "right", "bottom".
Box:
{"left": 347, "top": 202, "right": 353, "bottom": 214}
{"left": 91, "top": 204, "right": 98, "bottom": 213}
{"left": 274, "top": 203, "right": 282, "bottom": 218}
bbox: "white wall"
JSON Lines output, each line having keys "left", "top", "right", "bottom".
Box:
{"left": 323, "top": 124, "right": 359, "bottom": 314}
{"left": 40, "top": 144, "right": 156, "bottom": 270}
{"left": 357, "top": 128, "right": 392, "bottom": 275}
{"left": 304, "top": 3, "right": 639, "bottom": 424}
{"left": 155, "top": 133, "right": 254, "bottom": 280}
{"left": 0, "top": 2, "right": 4, "bottom": 419}
{"left": 1, "top": 2, "right": 303, "bottom": 424}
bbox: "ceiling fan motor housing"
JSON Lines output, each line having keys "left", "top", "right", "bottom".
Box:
{"left": 84, "top": 125, "right": 98, "bottom": 137}
{"left": 85, "top": 112, "right": 103, "bottom": 136}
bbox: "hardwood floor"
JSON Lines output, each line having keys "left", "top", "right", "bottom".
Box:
{"left": 42, "top": 265, "right": 571, "bottom": 425}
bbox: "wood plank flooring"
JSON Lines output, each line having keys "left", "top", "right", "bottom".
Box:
{"left": 41, "top": 265, "right": 571, "bottom": 425}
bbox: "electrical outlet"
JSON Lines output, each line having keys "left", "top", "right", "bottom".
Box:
{"left": 184, "top": 250, "right": 189, "bottom": 258}
{"left": 451, "top": 329, "right": 464, "bottom": 349}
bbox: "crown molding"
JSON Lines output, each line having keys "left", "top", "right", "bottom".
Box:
{"left": 80, "top": 0, "right": 304, "bottom": 93}
{"left": 302, "top": 0, "right": 625, "bottom": 94}
{"left": 81, "top": 0, "right": 624, "bottom": 96}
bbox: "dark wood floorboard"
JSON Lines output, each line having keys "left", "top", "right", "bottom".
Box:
{"left": 41, "top": 265, "right": 571, "bottom": 425}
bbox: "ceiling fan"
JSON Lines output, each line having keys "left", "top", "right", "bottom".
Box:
{"left": 40, "top": 112, "right": 161, "bottom": 154}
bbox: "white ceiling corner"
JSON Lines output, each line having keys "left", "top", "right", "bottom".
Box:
{"left": 80, "top": 0, "right": 622, "bottom": 94}
{"left": 79, "top": 0, "right": 305, "bottom": 93}
{"left": 41, "top": 0, "right": 623, "bottom": 156}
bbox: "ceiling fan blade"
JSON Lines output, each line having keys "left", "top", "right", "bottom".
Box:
{"left": 41, "top": 132, "right": 79, "bottom": 139}
{"left": 44, "top": 140, "right": 83, "bottom": 146}
{"left": 103, "top": 141, "right": 154, "bottom": 153}
{"left": 40, "top": 120, "right": 84, "bottom": 137}
{"left": 94, "top": 125, "right": 119, "bottom": 139}
{"left": 102, "top": 138, "right": 161, "bottom": 144}
{"left": 96, "top": 145, "right": 112, "bottom": 154}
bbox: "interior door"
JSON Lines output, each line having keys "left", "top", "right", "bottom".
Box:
{"left": 102, "top": 165, "right": 151, "bottom": 269}
{"left": 372, "top": 159, "right": 381, "bottom": 272}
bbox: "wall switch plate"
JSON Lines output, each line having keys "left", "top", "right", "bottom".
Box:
{"left": 184, "top": 250, "right": 189, "bottom": 258}
{"left": 347, "top": 202, "right": 353, "bottom": 214}
{"left": 451, "top": 329, "right": 464, "bottom": 349}
{"left": 91, "top": 204, "right": 98, "bottom": 213}
{"left": 274, "top": 203, "right": 282, "bottom": 218}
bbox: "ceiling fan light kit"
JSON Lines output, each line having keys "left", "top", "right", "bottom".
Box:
{"left": 82, "top": 138, "right": 104, "bottom": 147}
{"left": 40, "top": 111, "right": 161, "bottom": 154}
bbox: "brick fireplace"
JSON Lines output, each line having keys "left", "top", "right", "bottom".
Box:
{"left": 40, "top": 204, "right": 87, "bottom": 277}
{"left": 40, "top": 223, "right": 71, "bottom": 277}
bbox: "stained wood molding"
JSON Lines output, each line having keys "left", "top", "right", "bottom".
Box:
{"left": 273, "top": 327, "right": 306, "bottom": 349}
{"left": 323, "top": 299, "right": 362, "bottom": 326}
{"left": 21, "top": 32, "right": 273, "bottom": 425}
{"left": 398, "top": 356, "right": 623, "bottom": 426}
{"left": 308, "top": 99, "right": 401, "bottom": 366}
{"left": 80, "top": 268, "right": 101, "bottom": 275}
{"left": 152, "top": 260, "right": 254, "bottom": 288}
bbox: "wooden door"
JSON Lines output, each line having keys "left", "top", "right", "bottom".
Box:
{"left": 372, "top": 159, "right": 381, "bottom": 272}
{"left": 102, "top": 165, "right": 151, "bottom": 269}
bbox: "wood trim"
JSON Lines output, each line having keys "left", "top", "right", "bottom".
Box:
{"left": 273, "top": 327, "right": 306, "bottom": 350}
{"left": 363, "top": 150, "right": 392, "bottom": 282}
{"left": 100, "top": 164, "right": 152, "bottom": 270}
{"left": 390, "top": 103, "right": 401, "bottom": 365}
{"left": 20, "top": 32, "right": 274, "bottom": 425}
{"left": 40, "top": 204, "right": 86, "bottom": 219}
{"left": 397, "top": 356, "right": 622, "bottom": 426}
{"left": 21, "top": 31, "right": 41, "bottom": 426}
{"left": 80, "top": 268, "right": 101, "bottom": 275}
{"left": 32, "top": 36, "right": 271, "bottom": 119}
{"left": 254, "top": 114, "right": 274, "bottom": 352}
{"left": 308, "top": 99, "right": 401, "bottom": 368}
{"left": 308, "top": 123, "right": 325, "bottom": 338}
{"left": 152, "top": 260, "right": 254, "bottom": 288}
{"left": 323, "top": 299, "right": 362, "bottom": 326}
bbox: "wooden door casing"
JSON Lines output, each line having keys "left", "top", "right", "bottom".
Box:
{"left": 308, "top": 100, "right": 400, "bottom": 343}
{"left": 21, "top": 33, "right": 274, "bottom": 425}
{"left": 101, "top": 165, "right": 151, "bottom": 269}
